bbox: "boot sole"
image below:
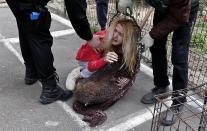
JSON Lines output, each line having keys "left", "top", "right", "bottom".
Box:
{"left": 141, "top": 95, "right": 169, "bottom": 104}
{"left": 39, "top": 91, "right": 73, "bottom": 104}
{"left": 25, "top": 78, "right": 38, "bottom": 85}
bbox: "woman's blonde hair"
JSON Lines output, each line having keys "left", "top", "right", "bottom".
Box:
{"left": 103, "top": 18, "right": 139, "bottom": 73}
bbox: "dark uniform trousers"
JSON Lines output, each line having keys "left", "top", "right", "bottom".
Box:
{"left": 150, "top": 5, "right": 199, "bottom": 93}
{"left": 6, "top": 0, "right": 55, "bottom": 80}
{"left": 95, "top": 0, "right": 109, "bottom": 30}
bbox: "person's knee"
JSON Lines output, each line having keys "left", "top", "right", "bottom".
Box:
{"left": 171, "top": 52, "right": 188, "bottom": 66}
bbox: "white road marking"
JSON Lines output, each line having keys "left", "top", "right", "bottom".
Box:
{"left": 57, "top": 101, "right": 91, "bottom": 131}
{"left": 107, "top": 93, "right": 204, "bottom": 131}
{"left": 140, "top": 63, "right": 153, "bottom": 77}
{"left": 0, "top": 29, "right": 75, "bottom": 44}
{"left": 0, "top": 18, "right": 84, "bottom": 130}
{"left": 0, "top": 33, "right": 4, "bottom": 39}
{"left": 1, "top": 11, "right": 204, "bottom": 131}
{"left": 1, "top": 36, "right": 90, "bottom": 130}
{"left": 45, "top": 121, "right": 59, "bottom": 127}
{"left": 51, "top": 13, "right": 73, "bottom": 28}
{"left": 106, "top": 64, "right": 204, "bottom": 130}
{"left": 3, "top": 41, "right": 24, "bottom": 64}
{"left": 107, "top": 97, "right": 171, "bottom": 131}
{"left": 141, "top": 64, "right": 173, "bottom": 89}
{"left": 0, "top": 37, "right": 19, "bottom": 44}
{"left": 108, "top": 109, "right": 153, "bottom": 131}
{"left": 51, "top": 29, "right": 75, "bottom": 37}
{"left": 0, "top": 3, "right": 7, "bottom": 8}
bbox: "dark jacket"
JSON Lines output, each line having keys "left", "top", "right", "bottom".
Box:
{"left": 65, "top": 0, "right": 93, "bottom": 41}
{"left": 18, "top": 0, "right": 93, "bottom": 41}
{"left": 149, "top": 0, "right": 197, "bottom": 40}
{"left": 19, "top": 0, "right": 50, "bottom": 6}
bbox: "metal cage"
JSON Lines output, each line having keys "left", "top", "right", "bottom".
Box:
{"left": 151, "top": 82, "right": 207, "bottom": 131}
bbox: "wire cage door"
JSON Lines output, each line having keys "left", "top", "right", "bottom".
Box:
{"left": 151, "top": 82, "right": 207, "bottom": 131}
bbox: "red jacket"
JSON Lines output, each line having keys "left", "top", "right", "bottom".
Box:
{"left": 76, "top": 30, "right": 108, "bottom": 72}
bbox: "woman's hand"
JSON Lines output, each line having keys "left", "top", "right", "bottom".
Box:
{"left": 116, "top": 77, "right": 130, "bottom": 87}
{"left": 104, "top": 52, "right": 118, "bottom": 63}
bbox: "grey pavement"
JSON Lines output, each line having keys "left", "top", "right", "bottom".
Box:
{"left": 0, "top": 5, "right": 157, "bottom": 131}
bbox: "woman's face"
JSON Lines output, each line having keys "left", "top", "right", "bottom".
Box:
{"left": 111, "top": 24, "right": 123, "bottom": 46}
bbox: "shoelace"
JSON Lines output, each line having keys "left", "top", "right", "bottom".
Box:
{"left": 151, "top": 87, "right": 160, "bottom": 92}
{"left": 170, "top": 104, "right": 184, "bottom": 114}
{"left": 53, "top": 72, "right": 60, "bottom": 83}
{"left": 171, "top": 107, "right": 179, "bottom": 113}
{"left": 42, "top": 72, "right": 60, "bottom": 83}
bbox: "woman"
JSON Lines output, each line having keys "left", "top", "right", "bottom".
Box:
{"left": 66, "top": 18, "right": 140, "bottom": 91}
{"left": 67, "top": 17, "right": 141, "bottom": 127}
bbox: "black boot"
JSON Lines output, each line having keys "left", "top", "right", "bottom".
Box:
{"left": 25, "top": 67, "right": 38, "bottom": 85}
{"left": 39, "top": 73, "right": 73, "bottom": 104}
{"left": 141, "top": 86, "right": 170, "bottom": 104}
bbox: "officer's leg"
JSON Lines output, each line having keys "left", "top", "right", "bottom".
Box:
{"left": 24, "top": 9, "right": 72, "bottom": 104}
{"left": 6, "top": 0, "right": 38, "bottom": 84}
{"left": 17, "top": 22, "right": 38, "bottom": 84}
{"left": 95, "top": 0, "right": 109, "bottom": 30}
{"left": 6, "top": 0, "right": 53, "bottom": 80}
{"left": 26, "top": 22, "right": 55, "bottom": 79}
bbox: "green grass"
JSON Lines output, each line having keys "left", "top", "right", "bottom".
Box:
{"left": 90, "top": 25, "right": 101, "bottom": 34}
{"left": 191, "top": 33, "right": 207, "bottom": 53}
{"left": 195, "top": 22, "right": 207, "bottom": 29}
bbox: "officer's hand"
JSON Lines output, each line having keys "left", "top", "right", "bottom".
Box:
{"left": 117, "top": 0, "right": 133, "bottom": 14}
{"left": 88, "top": 35, "right": 101, "bottom": 48}
{"left": 140, "top": 33, "right": 154, "bottom": 52}
{"left": 104, "top": 52, "right": 118, "bottom": 63}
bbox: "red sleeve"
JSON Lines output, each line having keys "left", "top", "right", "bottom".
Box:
{"left": 88, "top": 58, "right": 108, "bottom": 72}
{"left": 95, "top": 30, "right": 106, "bottom": 36}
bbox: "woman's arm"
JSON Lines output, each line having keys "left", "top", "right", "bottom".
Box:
{"left": 87, "top": 51, "right": 118, "bottom": 72}
{"left": 87, "top": 58, "right": 108, "bottom": 72}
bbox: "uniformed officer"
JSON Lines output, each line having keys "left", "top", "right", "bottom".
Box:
{"left": 6, "top": 0, "right": 73, "bottom": 104}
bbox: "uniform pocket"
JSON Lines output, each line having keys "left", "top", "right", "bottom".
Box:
{"left": 21, "top": 9, "right": 51, "bottom": 32}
